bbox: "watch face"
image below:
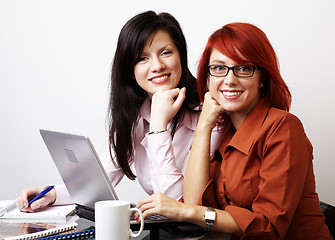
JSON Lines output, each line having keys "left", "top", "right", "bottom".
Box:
{"left": 205, "top": 209, "right": 216, "bottom": 220}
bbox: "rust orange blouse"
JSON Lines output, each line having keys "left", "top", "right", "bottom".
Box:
{"left": 200, "top": 97, "right": 331, "bottom": 239}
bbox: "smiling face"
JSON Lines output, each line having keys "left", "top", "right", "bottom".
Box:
{"left": 208, "top": 48, "right": 263, "bottom": 127}
{"left": 133, "top": 30, "right": 182, "bottom": 98}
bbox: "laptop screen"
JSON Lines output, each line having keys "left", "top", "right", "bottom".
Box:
{"left": 40, "top": 129, "right": 118, "bottom": 209}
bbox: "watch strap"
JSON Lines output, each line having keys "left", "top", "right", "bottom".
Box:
{"left": 205, "top": 207, "right": 216, "bottom": 231}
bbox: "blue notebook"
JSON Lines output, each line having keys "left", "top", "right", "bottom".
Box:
{"left": 36, "top": 228, "right": 94, "bottom": 240}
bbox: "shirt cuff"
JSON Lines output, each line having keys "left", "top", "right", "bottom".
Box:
{"left": 225, "top": 205, "right": 256, "bottom": 234}
{"left": 53, "top": 184, "right": 73, "bottom": 206}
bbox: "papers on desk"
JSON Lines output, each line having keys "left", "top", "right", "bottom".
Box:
{"left": 0, "top": 215, "right": 80, "bottom": 240}
{"left": 0, "top": 201, "right": 75, "bottom": 222}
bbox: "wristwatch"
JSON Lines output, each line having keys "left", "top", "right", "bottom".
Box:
{"left": 204, "top": 207, "right": 216, "bottom": 231}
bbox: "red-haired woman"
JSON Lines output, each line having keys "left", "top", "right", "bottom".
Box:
{"left": 136, "top": 22, "right": 332, "bottom": 239}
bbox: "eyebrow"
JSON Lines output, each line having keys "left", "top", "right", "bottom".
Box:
{"left": 209, "top": 60, "right": 254, "bottom": 66}
{"left": 209, "top": 60, "right": 226, "bottom": 65}
{"left": 160, "top": 44, "right": 176, "bottom": 50}
{"left": 142, "top": 44, "right": 176, "bottom": 55}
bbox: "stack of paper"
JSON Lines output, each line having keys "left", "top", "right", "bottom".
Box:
{"left": 0, "top": 201, "right": 75, "bottom": 222}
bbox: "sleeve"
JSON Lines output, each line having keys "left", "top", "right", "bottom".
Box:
{"left": 198, "top": 179, "right": 219, "bottom": 208}
{"left": 198, "top": 151, "right": 224, "bottom": 208}
{"left": 226, "top": 115, "right": 313, "bottom": 239}
{"left": 99, "top": 149, "right": 127, "bottom": 187}
{"left": 141, "top": 131, "right": 184, "bottom": 200}
{"left": 53, "top": 184, "right": 73, "bottom": 205}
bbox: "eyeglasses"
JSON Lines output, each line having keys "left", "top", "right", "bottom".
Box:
{"left": 207, "top": 64, "right": 257, "bottom": 78}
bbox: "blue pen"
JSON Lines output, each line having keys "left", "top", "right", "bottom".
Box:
{"left": 21, "top": 186, "right": 54, "bottom": 210}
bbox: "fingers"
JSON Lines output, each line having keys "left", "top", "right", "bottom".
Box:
{"left": 197, "top": 92, "right": 225, "bottom": 131}
{"left": 29, "top": 198, "right": 50, "bottom": 211}
{"left": 135, "top": 193, "right": 163, "bottom": 220}
{"left": 171, "top": 87, "right": 186, "bottom": 110}
{"left": 167, "top": 88, "right": 181, "bottom": 97}
{"left": 150, "top": 88, "right": 186, "bottom": 131}
{"left": 17, "top": 187, "right": 56, "bottom": 213}
{"left": 204, "top": 92, "right": 225, "bottom": 113}
{"left": 135, "top": 195, "right": 155, "bottom": 219}
{"left": 17, "top": 187, "right": 41, "bottom": 212}
{"left": 135, "top": 192, "right": 182, "bottom": 221}
{"left": 152, "top": 88, "right": 185, "bottom": 107}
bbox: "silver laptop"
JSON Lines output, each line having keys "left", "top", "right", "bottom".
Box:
{"left": 39, "top": 129, "right": 170, "bottom": 223}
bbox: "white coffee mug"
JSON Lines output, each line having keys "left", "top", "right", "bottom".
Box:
{"left": 95, "top": 200, "right": 144, "bottom": 240}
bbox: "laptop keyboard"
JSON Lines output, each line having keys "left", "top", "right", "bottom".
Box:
{"left": 129, "top": 203, "right": 169, "bottom": 221}
{"left": 130, "top": 213, "right": 168, "bottom": 221}
{"left": 145, "top": 214, "right": 168, "bottom": 221}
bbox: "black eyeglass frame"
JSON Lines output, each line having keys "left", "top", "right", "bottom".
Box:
{"left": 207, "top": 64, "right": 258, "bottom": 78}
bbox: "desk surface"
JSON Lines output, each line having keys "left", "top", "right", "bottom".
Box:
{"left": 0, "top": 215, "right": 231, "bottom": 240}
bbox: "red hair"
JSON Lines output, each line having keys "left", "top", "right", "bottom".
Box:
{"left": 197, "top": 22, "right": 291, "bottom": 114}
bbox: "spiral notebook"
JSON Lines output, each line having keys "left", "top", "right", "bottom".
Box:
{"left": 36, "top": 228, "right": 95, "bottom": 240}
{"left": 4, "top": 223, "right": 77, "bottom": 240}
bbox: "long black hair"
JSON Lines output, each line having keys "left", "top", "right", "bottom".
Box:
{"left": 107, "top": 11, "right": 199, "bottom": 180}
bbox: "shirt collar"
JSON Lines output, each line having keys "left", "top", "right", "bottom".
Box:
{"left": 138, "top": 97, "right": 198, "bottom": 131}
{"left": 224, "top": 97, "right": 271, "bottom": 156}
{"left": 139, "top": 97, "right": 151, "bottom": 123}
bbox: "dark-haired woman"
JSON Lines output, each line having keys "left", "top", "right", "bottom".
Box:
{"left": 17, "top": 11, "right": 221, "bottom": 211}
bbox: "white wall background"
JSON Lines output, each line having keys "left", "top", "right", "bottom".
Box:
{"left": 1, "top": 0, "right": 334, "bottom": 205}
